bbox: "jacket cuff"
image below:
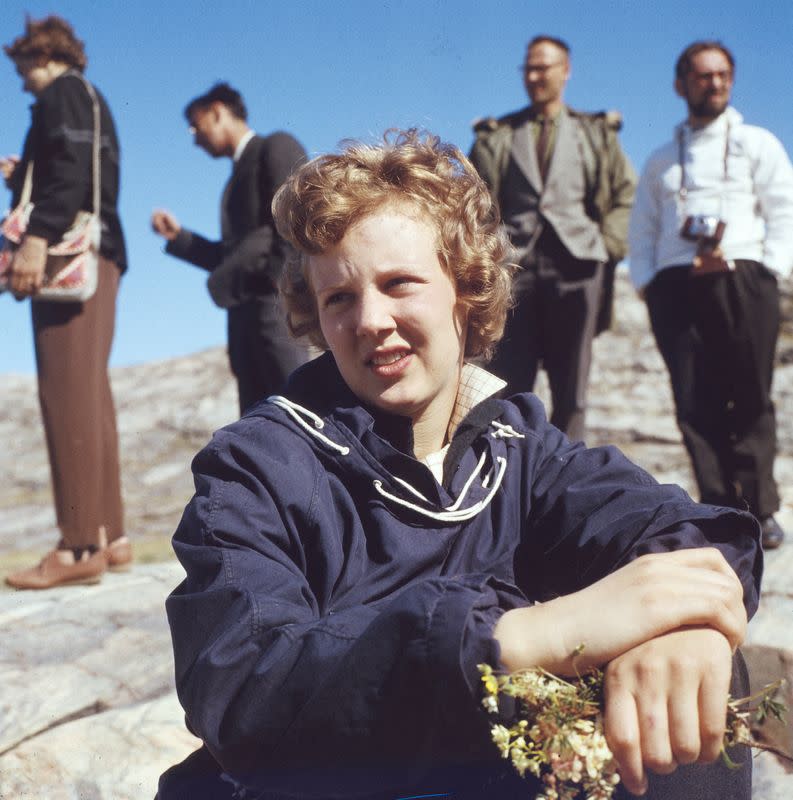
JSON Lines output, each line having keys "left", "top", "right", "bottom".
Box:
{"left": 426, "top": 577, "right": 520, "bottom": 720}
{"left": 166, "top": 228, "right": 194, "bottom": 258}
{"left": 25, "top": 217, "right": 62, "bottom": 244}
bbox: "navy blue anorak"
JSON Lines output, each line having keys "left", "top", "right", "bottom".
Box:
{"left": 161, "top": 353, "right": 761, "bottom": 799}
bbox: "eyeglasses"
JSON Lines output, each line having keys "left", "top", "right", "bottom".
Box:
{"left": 520, "top": 61, "right": 565, "bottom": 75}
{"left": 689, "top": 69, "right": 733, "bottom": 84}
{"left": 187, "top": 109, "right": 211, "bottom": 137}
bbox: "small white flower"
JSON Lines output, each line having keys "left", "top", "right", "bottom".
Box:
{"left": 490, "top": 724, "right": 512, "bottom": 755}
{"left": 482, "top": 694, "right": 499, "bottom": 714}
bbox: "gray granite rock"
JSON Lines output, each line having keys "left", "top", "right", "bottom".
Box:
{"left": 0, "top": 564, "right": 200, "bottom": 797}
{"left": 0, "top": 692, "right": 200, "bottom": 800}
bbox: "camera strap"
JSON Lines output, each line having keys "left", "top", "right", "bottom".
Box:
{"left": 677, "top": 118, "right": 731, "bottom": 205}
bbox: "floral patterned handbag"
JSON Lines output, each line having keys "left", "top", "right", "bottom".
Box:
{"left": 0, "top": 72, "right": 101, "bottom": 302}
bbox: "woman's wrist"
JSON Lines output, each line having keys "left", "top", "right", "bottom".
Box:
{"left": 493, "top": 603, "right": 576, "bottom": 675}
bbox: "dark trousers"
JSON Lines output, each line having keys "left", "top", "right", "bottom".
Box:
{"left": 228, "top": 294, "right": 309, "bottom": 415}
{"left": 615, "top": 650, "right": 752, "bottom": 800}
{"left": 645, "top": 261, "right": 780, "bottom": 518}
{"left": 31, "top": 255, "right": 124, "bottom": 548}
{"left": 489, "top": 228, "right": 603, "bottom": 442}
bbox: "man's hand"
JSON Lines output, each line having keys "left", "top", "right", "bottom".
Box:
{"left": 151, "top": 209, "right": 181, "bottom": 241}
{"left": 603, "top": 627, "right": 733, "bottom": 796}
{"left": 493, "top": 548, "right": 746, "bottom": 676}
{"left": 0, "top": 155, "right": 20, "bottom": 188}
{"left": 10, "top": 235, "right": 48, "bottom": 297}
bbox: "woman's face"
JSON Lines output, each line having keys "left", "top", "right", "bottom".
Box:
{"left": 15, "top": 58, "right": 62, "bottom": 96}
{"left": 309, "top": 205, "right": 468, "bottom": 437}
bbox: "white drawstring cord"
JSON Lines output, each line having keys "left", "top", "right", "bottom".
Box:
{"left": 267, "top": 396, "right": 350, "bottom": 455}
{"left": 444, "top": 450, "right": 488, "bottom": 511}
{"left": 491, "top": 421, "right": 525, "bottom": 439}
{"left": 391, "top": 474, "right": 432, "bottom": 503}
{"left": 373, "top": 456, "right": 507, "bottom": 522}
{"left": 268, "top": 396, "right": 515, "bottom": 521}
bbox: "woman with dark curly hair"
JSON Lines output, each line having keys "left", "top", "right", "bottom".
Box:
{"left": 159, "top": 130, "right": 759, "bottom": 799}
{"left": 3, "top": 15, "right": 130, "bottom": 589}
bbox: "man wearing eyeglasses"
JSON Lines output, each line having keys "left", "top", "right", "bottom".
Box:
{"left": 470, "top": 35, "right": 635, "bottom": 443}
{"left": 151, "top": 82, "right": 308, "bottom": 414}
{"left": 628, "top": 41, "right": 793, "bottom": 550}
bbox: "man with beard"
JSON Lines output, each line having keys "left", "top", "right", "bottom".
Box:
{"left": 469, "top": 36, "right": 635, "bottom": 442}
{"left": 629, "top": 41, "right": 793, "bottom": 549}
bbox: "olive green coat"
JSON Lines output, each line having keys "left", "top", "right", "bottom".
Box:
{"left": 469, "top": 106, "right": 636, "bottom": 331}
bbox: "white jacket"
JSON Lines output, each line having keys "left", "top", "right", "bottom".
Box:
{"left": 628, "top": 106, "right": 793, "bottom": 289}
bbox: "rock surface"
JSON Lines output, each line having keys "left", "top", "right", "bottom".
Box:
{"left": 1, "top": 269, "right": 792, "bottom": 796}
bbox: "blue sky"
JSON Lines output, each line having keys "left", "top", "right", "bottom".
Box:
{"left": 2, "top": 0, "right": 792, "bottom": 375}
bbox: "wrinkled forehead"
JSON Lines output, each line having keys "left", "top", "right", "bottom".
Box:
{"left": 302, "top": 200, "right": 444, "bottom": 287}
{"left": 525, "top": 40, "right": 568, "bottom": 67}
{"left": 327, "top": 197, "right": 441, "bottom": 253}
{"left": 688, "top": 48, "right": 733, "bottom": 76}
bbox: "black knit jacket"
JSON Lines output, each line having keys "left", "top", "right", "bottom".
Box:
{"left": 12, "top": 70, "right": 127, "bottom": 271}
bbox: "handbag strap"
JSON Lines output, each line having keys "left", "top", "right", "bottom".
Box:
{"left": 18, "top": 69, "right": 101, "bottom": 215}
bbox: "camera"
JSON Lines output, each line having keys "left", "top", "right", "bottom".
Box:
{"left": 680, "top": 214, "right": 726, "bottom": 246}
{"left": 681, "top": 215, "right": 732, "bottom": 275}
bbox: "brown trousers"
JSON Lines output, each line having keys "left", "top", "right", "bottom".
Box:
{"left": 31, "top": 255, "right": 124, "bottom": 548}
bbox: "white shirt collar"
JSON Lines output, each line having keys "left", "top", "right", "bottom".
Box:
{"left": 676, "top": 105, "right": 743, "bottom": 138}
{"left": 420, "top": 364, "right": 507, "bottom": 482}
{"left": 233, "top": 129, "right": 255, "bottom": 163}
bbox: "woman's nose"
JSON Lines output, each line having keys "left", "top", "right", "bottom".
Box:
{"left": 355, "top": 291, "right": 395, "bottom": 337}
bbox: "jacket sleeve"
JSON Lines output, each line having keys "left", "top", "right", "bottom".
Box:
{"left": 25, "top": 76, "right": 93, "bottom": 243}
{"left": 751, "top": 129, "right": 793, "bottom": 278}
{"left": 468, "top": 125, "right": 505, "bottom": 203}
{"left": 204, "top": 225, "right": 277, "bottom": 307}
{"left": 165, "top": 227, "right": 223, "bottom": 272}
{"left": 202, "top": 134, "right": 307, "bottom": 307}
{"left": 509, "top": 396, "right": 762, "bottom": 618}
{"left": 627, "top": 156, "right": 663, "bottom": 290}
{"left": 599, "top": 126, "right": 637, "bottom": 263}
{"left": 166, "top": 424, "right": 515, "bottom": 792}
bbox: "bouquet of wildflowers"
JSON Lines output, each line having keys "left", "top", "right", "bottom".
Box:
{"left": 478, "top": 663, "right": 786, "bottom": 800}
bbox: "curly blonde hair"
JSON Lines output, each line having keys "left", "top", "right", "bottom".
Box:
{"left": 4, "top": 15, "right": 87, "bottom": 71}
{"left": 272, "top": 129, "right": 512, "bottom": 360}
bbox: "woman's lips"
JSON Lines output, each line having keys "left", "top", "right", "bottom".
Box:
{"left": 367, "top": 350, "right": 411, "bottom": 376}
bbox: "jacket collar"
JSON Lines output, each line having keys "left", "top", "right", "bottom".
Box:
{"left": 283, "top": 352, "right": 415, "bottom": 455}
{"left": 282, "top": 352, "right": 507, "bottom": 467}
{"left": 276, "top": 353, "right": 514, "bottom": 510}
{"left": 511, "top": 105, "right": 574, "bottom": 192}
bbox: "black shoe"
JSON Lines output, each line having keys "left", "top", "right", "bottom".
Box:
{"left": 760, "top": 516, "right": 785, "bottom": 550}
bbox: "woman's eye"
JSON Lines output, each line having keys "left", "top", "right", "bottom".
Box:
{"left": 323, "top": 292, "right": 350, "bottom": 308}
{"left": 387, "top": 276, "right": 413, "bottom": 290}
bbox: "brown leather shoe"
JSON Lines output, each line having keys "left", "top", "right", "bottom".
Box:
{"left": 105, "top": 536, "right": 133, "bottom": 571}
{"left": 5, "top": 547, "right": 106, "bottom": 590}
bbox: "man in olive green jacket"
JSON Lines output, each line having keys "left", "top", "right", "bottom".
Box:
{"left": 470, "top": 35, "right": 635, "bottom": 441}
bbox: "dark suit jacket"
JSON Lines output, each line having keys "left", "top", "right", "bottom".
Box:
{"left": 166, "top": 131, "right": 306, "bottom": 308}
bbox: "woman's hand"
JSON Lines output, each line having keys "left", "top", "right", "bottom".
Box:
{"left": 10, "top": 235, "right": 48, "bottom": 297}
{"left": 0, "top": 155, "right": 20, "bottom": 188}
{"left": 493, "top": 548, "right": 746, "bottom": 675}
{"left": 603, "top": 627, "right": 733, "bottom": 796}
